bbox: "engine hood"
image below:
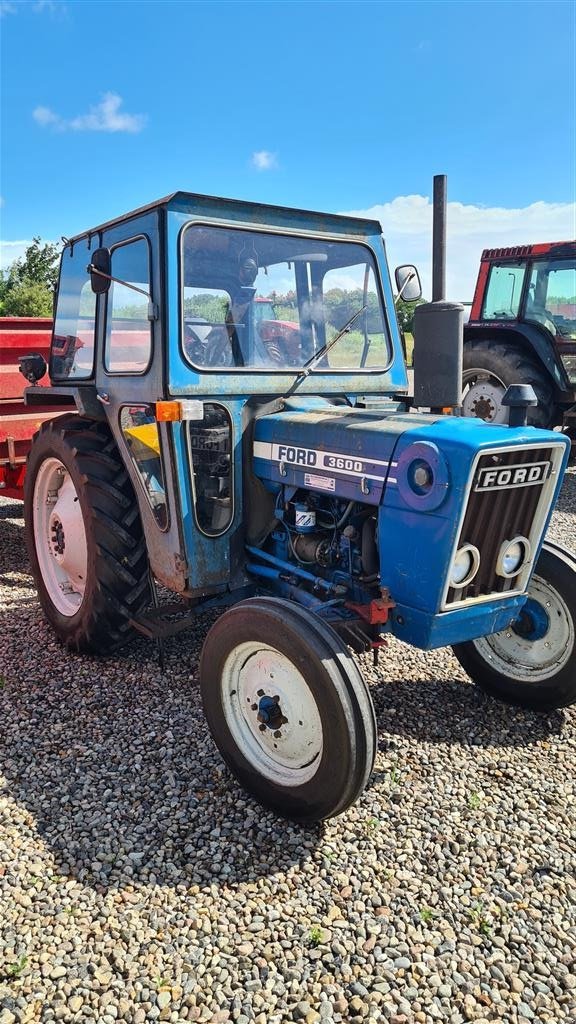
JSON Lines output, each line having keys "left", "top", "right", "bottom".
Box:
{"left": 252, "top": 396, "right": 570, "bottom": 508}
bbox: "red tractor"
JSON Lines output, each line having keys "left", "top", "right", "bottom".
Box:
{"left": 462, "top": 241, "right": 576, "bottom": 436}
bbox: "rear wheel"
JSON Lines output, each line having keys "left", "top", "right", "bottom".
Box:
{"left": 452, "top": 543, "right": 576, "bottom": 711}
{"left": 462, "top": 339, "right": 557, "bottom": 428}
{"left": 199, "top": 597, "right": 377, "bottom": 821}
{"left": 24, "top": 415, "right": 150, "bottom": 654}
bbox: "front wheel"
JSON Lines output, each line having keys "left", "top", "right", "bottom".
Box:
{"left": 452, "top": 543, "right": 576, "bottom": 711}
{"left": 199, "top": 597, "right": 377, "bottom": 822}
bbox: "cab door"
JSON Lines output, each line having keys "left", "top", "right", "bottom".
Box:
{"left": 95, "top": 212, "right": 188, "bottom": 593}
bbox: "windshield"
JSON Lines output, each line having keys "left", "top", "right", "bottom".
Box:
{"left": 180, "top": 224, "right": 390, "bottom": 371}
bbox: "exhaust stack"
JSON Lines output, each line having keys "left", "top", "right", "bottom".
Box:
{"left": 413, "top": 174, "right": 463, "bottom": 411}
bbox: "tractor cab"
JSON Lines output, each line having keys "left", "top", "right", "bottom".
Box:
{"left": 45, "top": 193, "right": 411, "bottom": 597}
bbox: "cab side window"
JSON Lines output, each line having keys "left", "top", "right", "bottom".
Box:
{"left": 482, "top": 262, "right": 527, "bottom": 320}
{"left": 105, "top": 237, "right": 152, "bottom": 373}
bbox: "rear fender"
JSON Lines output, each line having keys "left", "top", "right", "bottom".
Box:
{"left": 463, "top": 323, "right": 573, "bottom": 398}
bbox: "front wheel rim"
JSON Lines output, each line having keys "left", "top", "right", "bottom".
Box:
{"left": 32, "top": 457, "right": 88, "bottom": 617}
{"left": 462, "top": 367, "right": 508, "bottom": 423}
{"left": 472, "top": 574, "right": 574, "bottom": 682}
{"left": 220, "top": 642, "right": 324, "bottom": 787}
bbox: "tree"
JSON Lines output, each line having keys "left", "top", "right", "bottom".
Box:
{"left": 395, "top": 297, "right": 425, "bottom": 334}
{"left": 1, "top": 279, "right": 54, "bottom": 317}
{"left": 0, "top": 237, "right": 60, "bottom": 317}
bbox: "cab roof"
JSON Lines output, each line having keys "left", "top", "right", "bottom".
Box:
{"left": 69, "top": 191, "right": 384, "bottom": 245}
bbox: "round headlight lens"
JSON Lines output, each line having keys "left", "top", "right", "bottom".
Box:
{"left": 497, "top": 537, "right": 530, "bottom": 578}
{"left": 450, "top": 544, "right": 480, "bottom": 588}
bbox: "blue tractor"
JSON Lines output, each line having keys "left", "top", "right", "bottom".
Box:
{"left": 22, "top": 191, "right": 576, "bottom": 822}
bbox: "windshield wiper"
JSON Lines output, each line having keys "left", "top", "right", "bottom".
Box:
{"left": 284, "top": 305, "right": 367, "bottom": 397}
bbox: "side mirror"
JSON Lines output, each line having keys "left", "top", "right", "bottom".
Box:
{"left": 88, "top": 247, "right": 111, "bottom": 294}
{"left": 395, "top": 264, "right": 422, "bottom": 303}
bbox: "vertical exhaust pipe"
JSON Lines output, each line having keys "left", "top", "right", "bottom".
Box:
{"left": 432, "top": 174, "right": 447, "bottom": 302}
{"left": 413, "top": 174, "right": 463, "bottom": 411}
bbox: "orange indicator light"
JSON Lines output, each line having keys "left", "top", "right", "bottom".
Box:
{"left": 155, "top": 401, "right": 181, "bottom": 422}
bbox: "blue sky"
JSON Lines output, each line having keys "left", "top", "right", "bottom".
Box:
{"left": 1, "top": 0, "right": 575, "bottom": 297}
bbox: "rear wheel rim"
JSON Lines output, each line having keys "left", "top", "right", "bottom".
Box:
{"left": 220, "top": 641, "right": 324, "bottom": 786}
{"left": 472, "top": 574, "right": 574, "bottom": 682}
{"left": 462, "top": 367, "right": 508, "bottom": 423}
{"left": 32, "top": 457, "right": 88, "bottom": 617}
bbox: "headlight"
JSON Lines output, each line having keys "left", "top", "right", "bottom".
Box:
{"left": 396, "top": 441, "right": 450, "bottom": 511}
{"left": 408, "top": 458, "right": 434, "bottom": 494}
{"left": 449, "top": 544, "right": 480, "bottom": 588}
{"left": 496, "top": 536, "right": 531, "bottom": 578}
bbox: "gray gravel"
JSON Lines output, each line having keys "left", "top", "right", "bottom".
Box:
{"left": 1, "top": 469, "right": 575, "bottom": 1024}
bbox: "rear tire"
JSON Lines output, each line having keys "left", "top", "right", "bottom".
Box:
{"left": 199, "top": 597, "right": 377, "bottom": 821}
{"left": 462, "top": 339, "right": 557, "bottom": 428}
{"left": 24, "top": 415, "right": 150, "bottom": 654}
{"left": 452, "top": 543, "right": 576, "bottom": 711}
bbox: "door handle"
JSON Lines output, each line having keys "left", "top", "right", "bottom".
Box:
{"left": 96, "top": 392, "right": 110, "bottom": 405}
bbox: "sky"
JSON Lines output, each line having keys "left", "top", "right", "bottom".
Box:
{"left": 1, "top": 0, "right": 575, "bottom": 299}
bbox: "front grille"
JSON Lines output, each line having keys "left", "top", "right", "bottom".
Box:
{"left": 444, "top": 444, "right": 563, "bottom": 608}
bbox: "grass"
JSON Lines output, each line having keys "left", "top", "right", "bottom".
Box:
{"left": 469, "top": 902, "right": 492, "bottom": 936}
{"left": 467, "top": 791, "right": 483, "bottom": 809}
{"left": 420, "top": 908, "right": 435, "bottom": 924}
{"left": 3, "top": 955, "right": 28, "bottom": 980}
{"left": 307, "top": 926, "right": 324, "bottom": 948}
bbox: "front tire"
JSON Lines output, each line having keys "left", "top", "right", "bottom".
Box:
{"left": 199, "top": 597, "right": 377, "bottom": 821}
{"left": 24, "top": 415, "right": 150, "bottom": 654}
{"left": 452, "top": 543, "right": 576, "bottom": 711}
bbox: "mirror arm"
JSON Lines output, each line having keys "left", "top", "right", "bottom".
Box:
{"left": 394, "top": 270, "right": 417, "bottom": 305}
{"left": 87, "top": 264, "right": 151, "bottom": 299}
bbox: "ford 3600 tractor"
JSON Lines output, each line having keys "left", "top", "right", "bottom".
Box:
{"left": 22, "top": 191, "right": 576, "bottom": 822}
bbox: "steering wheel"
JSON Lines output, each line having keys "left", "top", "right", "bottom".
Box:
{"left": 184, "top": 323, "right": 234, "bottom": 367}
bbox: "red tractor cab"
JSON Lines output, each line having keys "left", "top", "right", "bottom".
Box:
{"left": 462, "top": 241, "right": 576, "bottom": 435}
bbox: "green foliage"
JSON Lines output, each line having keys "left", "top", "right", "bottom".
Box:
{"left": 468, "top": 901, "right": 492, "bottom": 936}
{"left": 4, "top": 955, "right": 28, "bottom": 980}
{"left": 10, "top": 237, "right": 60, "bottom": 290}
{"left": 396, "top": 297, "right": 425, "bottom": 333}
{"left": 467, "top": 791, "right": 482, "bottom": 809}
{"left": 0, "top": 237, "right": 60, "bottom": 317}
{"left": 307, "top": 925, "right": 324, "bottom": 947}
{"left": 184, "top": 293, "right": 229, "bottom": 322}
{"left": 1, "top": 278, "right": 54, "bottom": 317}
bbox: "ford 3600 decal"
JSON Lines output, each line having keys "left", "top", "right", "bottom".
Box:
{"left": 475, "top": 461, "right": 550, "bottom": 492}
{"left": 253, "top": 442, "right": 391, "bottom": 481}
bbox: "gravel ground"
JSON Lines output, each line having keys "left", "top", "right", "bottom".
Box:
{"left": 0, "top": 471, "right": 575, "bottom": 1024}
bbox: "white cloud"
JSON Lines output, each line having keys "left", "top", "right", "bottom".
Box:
{"left": 33, "top": 105, "right": 60, "bottom": 127}
{"left": 342, "top": 195, "right": 576, "bottom": 300}
{"left": 33, "top": 92, "right": 146, "bottom": 134}
{"left": 0, "top": 240, "right": 33, "bottom": 271}
{"left": 1, "top": 0, "right": 65, "bottom": 14}
{"left": 251, "top": 150, "right": 278, "bottom": 171}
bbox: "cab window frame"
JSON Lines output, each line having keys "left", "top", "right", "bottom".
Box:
{"left": 178, "top": 220, "right": 393, "bottom": 375}
{"left": 49, "top": 237, "right": 99, "bottom": 382}
{"left": 104, "top": 233, "right": 154, "bottom": 377}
